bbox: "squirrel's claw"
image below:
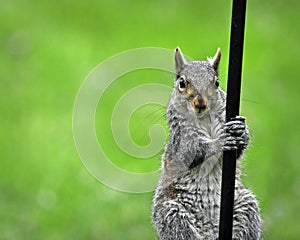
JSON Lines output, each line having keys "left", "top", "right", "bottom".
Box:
{"left": 225, "top": 116, "right": 246, "bottom": 136}
{"left": 222, "top": 116, "right": 248, "bottom": 151}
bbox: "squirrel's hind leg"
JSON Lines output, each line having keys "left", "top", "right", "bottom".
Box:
{"left": 152, "top": 200, "right": 217, "bottom": 240}
{"left": 232, "top": 189, "right": 262, "bottom": 240}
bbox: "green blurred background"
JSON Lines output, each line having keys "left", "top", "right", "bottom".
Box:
{"left": 1, "top": 0, "right": 300, "bottom": 239}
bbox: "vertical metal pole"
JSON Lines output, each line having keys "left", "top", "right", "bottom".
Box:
{"left": 219, "top": 0, "right": 247, "bottom": 239}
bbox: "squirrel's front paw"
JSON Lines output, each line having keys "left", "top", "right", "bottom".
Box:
{"left": 222, "top": 116, "right": 248, "bottom": 151}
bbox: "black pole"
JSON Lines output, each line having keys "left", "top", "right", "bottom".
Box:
{"left": 219, "top": 0, "right": 247, "bottom": 239}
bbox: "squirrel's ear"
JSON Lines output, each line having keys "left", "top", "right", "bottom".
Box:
{"left": 175, "top": 47, "right": 187, "bottom": 74}
{"left": 208, "top": 48, "right": 221, "bottom": 71}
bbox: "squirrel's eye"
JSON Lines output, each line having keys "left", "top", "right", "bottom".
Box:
{"left": 214, "top": 76, "right": 219, "bottom": 88}
{"left": 178, "top": 78, "right": 186, "bottom": 91}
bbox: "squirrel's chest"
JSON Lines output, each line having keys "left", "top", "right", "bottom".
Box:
{"left": 196, "top": 114, "right": 224, "bottom": 139}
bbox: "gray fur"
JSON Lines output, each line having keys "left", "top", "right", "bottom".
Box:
{"left": 152, "top": 48, "right": 262, "bottom": 239}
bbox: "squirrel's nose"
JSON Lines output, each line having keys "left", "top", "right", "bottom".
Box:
{"left": 192, "top": 95, "right": 207, "bottom": 112}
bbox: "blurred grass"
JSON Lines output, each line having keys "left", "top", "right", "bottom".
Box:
{"left": 1, "top": 0, "right": 300, "bottom": 239}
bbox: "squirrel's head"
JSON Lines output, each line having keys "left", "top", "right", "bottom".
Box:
{"left": 173, "top": 47, "right": 222, "bottom": 117}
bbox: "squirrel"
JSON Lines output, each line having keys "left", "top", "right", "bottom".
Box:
{"left": 152, "top": 47, "right": 262, "bottom": 239}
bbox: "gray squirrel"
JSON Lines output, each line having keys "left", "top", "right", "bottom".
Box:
{"left": 152, "top": 47, "right": 262, "bottom": 239}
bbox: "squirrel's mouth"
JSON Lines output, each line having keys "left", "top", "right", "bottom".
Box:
{"left": 191, "top": 96, "right": 207, "bottom": 113}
